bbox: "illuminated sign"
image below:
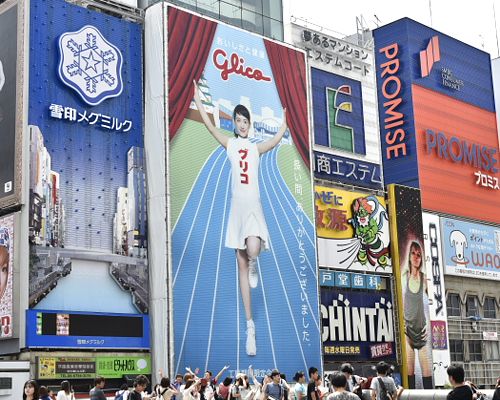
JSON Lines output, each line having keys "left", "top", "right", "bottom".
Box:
{"left": 314, "top": 151, "right": 383, "bottom": 189}
{"left": 426, "top": 129, "right": 499, "bottom": 172}
{"left": 442, "top": 217, "right": 500, "bottom": 280}
{"left": 298, "top": 29, "right": 371, "bottom": 76}
{"left": 58, "top": 25, "right": 123, "bottom": 106}
{"left": 315, "top": 185, "right": 392, "bottom": 273}
{"left": 212, "top": 49, "right": 272, "bottom": 82}
{"left": 378, "top": 43, "right": 407, "bottom": 159}
{"left": 319, "top": 269, "right": 382, "bottom": 290}
{"left": 420, "top": 36, "right": 440, "bottom": 78}
{"left": 321, "top": 290, "right": 396, "bottom": 362}
{"left": 311, "top": 68, "right": 367, "bottom": 154}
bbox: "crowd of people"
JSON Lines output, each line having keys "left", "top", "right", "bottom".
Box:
{"left": 22, "top": 362, "right": 500, "bottom": 400}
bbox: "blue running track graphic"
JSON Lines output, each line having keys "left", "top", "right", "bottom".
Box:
{"left": 172, "top": 140, "right": 321, "bottom": 378}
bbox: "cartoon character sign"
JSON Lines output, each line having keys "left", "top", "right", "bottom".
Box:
{"left": 316, "top": 187, "right": 392, "bottom": 273}
{"left": 350, "top": 196, "right": 389, "bottom": 268}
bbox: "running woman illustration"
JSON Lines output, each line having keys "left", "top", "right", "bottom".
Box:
{"left": 192, "top": 80, "right": 288, "bottom": 356}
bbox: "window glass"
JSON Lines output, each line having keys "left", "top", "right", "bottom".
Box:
{"left": 242, "top": 0, "right": 262, "bottom": 14}
{"left": 242, "top": 10, "right": 263, "bottom": 35}
{"left": 486, "top": 341, "right": 500, "bottom": 361}
{"left": 484, "top": 297, "right": 496, "bottom": 319}
{"left": 262, "top": 0, "right": 282, "bottom": 20}
{"left": 469, "top": 340, "right": 482, "bottom": 362}
{"left": 263, "top": 16, "right": 283, "bottom": 40}
{"left": 220, "top": 2, "right": 242, "bottom": 27}
{"left": 466, "top": 295, "right": 479, "bottom": 317}
{"left": 449, "top": 339, "right": 464, "bottom": 362}
{"left": 447, "top": 294, "right": 460, "bottom": 317}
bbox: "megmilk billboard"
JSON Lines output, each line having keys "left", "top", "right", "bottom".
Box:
{"left": 28, "top": 0, "right": 147, "bottom": 317}
{"left": 168, "top": 7, "right": 321, "bottom": 377}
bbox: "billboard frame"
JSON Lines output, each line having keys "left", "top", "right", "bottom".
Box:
{"left": 0, "top": 0, "right": 25, "bottom": 209}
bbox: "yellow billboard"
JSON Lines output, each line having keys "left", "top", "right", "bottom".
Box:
{"left": 315, "top": 185, "right": 392, "bottom": 273}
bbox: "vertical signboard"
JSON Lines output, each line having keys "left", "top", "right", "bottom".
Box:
{"left": 168, "top": 7, "right": 320, "bottom": 378}
{"left": 315, "top": 185, "right": 391, "bottom": 273}
{"left": 0, "top": 214, "right": 13, "bottom": 338}
{"left": 422, "top": 213, "right": 450, "bottom": 386}
{"left": 28, "top": 0, "right": 146, "bottom": 314}
{"left": 388, "top": 184, "right": 433, "bottom": 389}
{"left": 0, "top": 0, "right": 23, "bottom": 208}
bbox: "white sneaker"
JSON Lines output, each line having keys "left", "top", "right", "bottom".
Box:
{"left": 248, "top": 258, "right": 258, "bottom": 289}
{"left": 246, "top": 319, "right": 257, "bottom": 356}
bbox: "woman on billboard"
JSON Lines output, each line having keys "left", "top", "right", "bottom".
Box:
{"left": 402, "top": 241, "right": 433, "bottom": 389}
{"left": 193, "top": 80, "right": 287, "bottom": 356}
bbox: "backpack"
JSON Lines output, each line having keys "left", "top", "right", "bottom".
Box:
{"left": 377, "top": 378, "right": 393, "bottom": 400}
{"left": 351, "top": 376, "right": 363, "bottom": 400}
{"left": 115, "top": 391, "right": 125, "bottom": 400}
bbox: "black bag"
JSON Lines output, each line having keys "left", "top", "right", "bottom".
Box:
{"left": 377, "top": 377, "right": 393, "bottom": 400}
{"left": 351, "top": 376, "right": 363, "bottom": 400}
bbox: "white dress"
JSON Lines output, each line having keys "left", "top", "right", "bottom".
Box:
{"left": 224, "top": 136, "right": 270, "bottom": 251}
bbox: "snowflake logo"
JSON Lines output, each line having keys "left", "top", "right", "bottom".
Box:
{"left": 58, "top": 25, "right": 123, "bottom": 106}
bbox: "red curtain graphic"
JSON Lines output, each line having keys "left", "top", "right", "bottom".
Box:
{"left": 264, "top": 40, "right": 310, "bottom": 169}
{"left": 168, "top": 7, "right": 218, "bottom": 140}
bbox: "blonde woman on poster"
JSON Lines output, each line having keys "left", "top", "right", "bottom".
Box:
{"left": 193, "top": 80, "right": 287, "bottom": 356}
{"left": 402, "top": 241, "right": 433, "bottom": 389}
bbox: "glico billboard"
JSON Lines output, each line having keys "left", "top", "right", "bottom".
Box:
{"left": 374, "top": 18, "right": 500, "bottom": 224}
{"left": 164, "top": 7, "right": 321, "bottom": 378}
{"left": 27, "top": 0, "right": 148, "bottom": 344}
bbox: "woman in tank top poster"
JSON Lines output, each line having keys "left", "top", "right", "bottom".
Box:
{"left": 192, "top": 80, "right": 287, "bottom": 356}
{"left": 402, "top": 241, "right": 433, "bottom": 389}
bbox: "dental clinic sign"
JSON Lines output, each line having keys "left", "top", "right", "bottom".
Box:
{"left": 58, "top": 25, "right": 123, "bottom": 106}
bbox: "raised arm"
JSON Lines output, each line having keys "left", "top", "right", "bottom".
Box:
{"left": 193, "top": 80, "right": 229, "bottom": 149}
{"left": 214, "top": 366, "right": 230, "bottom": 383}
{"left": 257, "top": 109, "right": 287, "bottom": 155}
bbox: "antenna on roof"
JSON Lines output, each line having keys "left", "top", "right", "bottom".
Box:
{"left": 373, "top": 14, "right": 381, "bottom": 28}
{"left": 494, "top": 2, "right": 500, "bottom": 57}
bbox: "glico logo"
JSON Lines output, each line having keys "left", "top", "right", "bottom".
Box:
{"left": 328, "top": 85, "right": 353, "bottom": 149}
{"left": 212, "top": 49, "right": 272, "bottom": 82}
{"left": 58, "top": 25, "right": 124, "bottom": 106}
{"left": 420, "top": 36, "right": 440, "bottom": 78}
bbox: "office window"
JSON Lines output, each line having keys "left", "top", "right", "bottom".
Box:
{"left": 486, "top": 341, "right": 500, "bottom": 361}
{"left": 484, "top": 297, "right": 496, "bottom": 319}
{"left": 469, "top": 340, "right": 482, "bottom": 362}
{"left": 467, "top": 295, "right": 479, "bottom": 317}
{"left": 447, "top": 293, "right": 461, "bottom": 316}
{"left": 150, "top": 0, "right": 284, "bottom": 41}
{"left": 450, "top": 339, "right": 464, "bottom": 362}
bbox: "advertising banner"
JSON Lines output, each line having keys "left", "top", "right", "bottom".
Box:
{"left": 168, "top": 7, "right": 320, "bottom": 378}
{"left": 315, "top": 185, "right": 391, "bottom": 273}
{"left": 26, "top": 309, "right": 150, "bottom": 349}
{"left": 37, "top": 356, "right": 151, "bottom": 379}
{"left": 374, "top": 18, "right": 500, "bottom": 225}
{"left": 319, "top": 269, "right": 382, "bottom": 290}
{"left": 96, "top": 356, "right": 151, "bottom": 378}
{"left": 441, "top": 216, "right": 500, "bottom": 280}
{"left": 28, "top": 0, "right": 146, "bottom": 315}
{"left": 0, "top": 214, "right": 13, "bottom": 339}
{"left": 422, "top": 213, "right": 450, "bottom": 386}
{"left": 288, "top": 24, "right": 383, "bottom": 181}
{"left": 0, "top": 0, "right": 24, "bottom": 208}
{"left": 388, "top": 184, "right": 433, "bottom": 389}
{"left": 320, "top": 289, "right": 396, "bottom": 362}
